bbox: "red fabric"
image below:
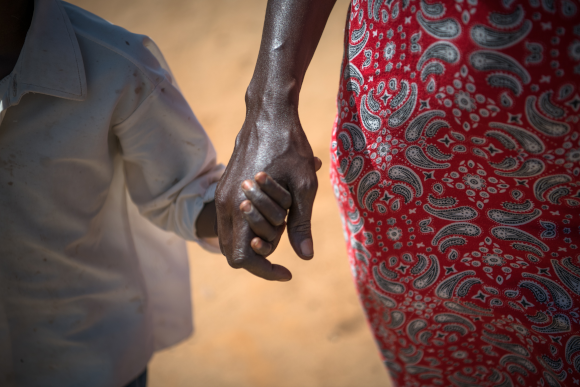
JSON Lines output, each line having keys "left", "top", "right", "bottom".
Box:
{"left": 330, "top": 1, "right": 580, "bottom": 386}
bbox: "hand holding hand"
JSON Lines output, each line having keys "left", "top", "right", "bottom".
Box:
{"left": 241, "top": 159, "right": 321, "bottom": 258}
{"left": 215, "top": 133, "right": 322, "bottom": 281}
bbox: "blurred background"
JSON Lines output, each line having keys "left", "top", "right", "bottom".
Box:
{"left": 68, "top": 0, "right": 391, "bottom": 386}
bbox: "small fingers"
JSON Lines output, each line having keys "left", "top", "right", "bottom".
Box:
{"left": 253, "top": 157, "right": 320, "bottom": 209}
{"left": 242, "top": 180, "right": 287, "bottom": 225}
{"left": 240, "top": 200, "right": 278, "bottom": 242}
{"left": 251, "top": 237, "right": 273, "bottom": 256}
{"left": 254, "top": 172, "right": 292, "bottom": 210}
{"left": 251, "top": 221, "right": 285, "bottom": 257}
{"left": 229, "top": 219, "right": 291, "bottom": 281}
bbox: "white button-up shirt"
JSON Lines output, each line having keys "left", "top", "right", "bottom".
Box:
{"left": 0, "top": 1, "right": 223, "bottom": 386}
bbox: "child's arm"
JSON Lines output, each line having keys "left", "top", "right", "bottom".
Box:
{"left": 195, "top": 200, "right": 218, "bottom": 238}
{"left": 115, "top": 68, "right": 223, "bottom": 250}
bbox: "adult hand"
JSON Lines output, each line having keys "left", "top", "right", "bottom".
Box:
{"left": 241, "top": 166, "right": 322, "bottom": 257}
{"left": 215, "top": 106, "right": 321, "bottom": 281}
{"left": 214, "top": 0, "right": 336, "bottom": 281}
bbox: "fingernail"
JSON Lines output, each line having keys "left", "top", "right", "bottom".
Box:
{"left": 300, "top": 239, "right": 314, "bottom": 258}
{"left": 255, "top": 172, "right": 267, "bottom": 184}
{"left": 241, "top": 180, "right": 253, "bottom": 190}
{"left": 241, "top": 201, "right": 252, "bottom": 213}
{"left": 279, "top": 277, "right": 291, "bottom": 282}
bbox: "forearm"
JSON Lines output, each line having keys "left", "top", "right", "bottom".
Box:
{"left": 246, "top": 0, "right": 337, "bottom": 110}
{"left": 215, "top": 0, "right": 331, "bottom": 273}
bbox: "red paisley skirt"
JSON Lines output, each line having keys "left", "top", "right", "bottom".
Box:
{"left": 330, "top": 1, "right": 580, "bottom": 386}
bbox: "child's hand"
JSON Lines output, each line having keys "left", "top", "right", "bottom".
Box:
{"left": 240, "top": 157, "right": 322, "bottom": 257}
{"left": 239, "top": 173, "right": 290, "bottom": 257}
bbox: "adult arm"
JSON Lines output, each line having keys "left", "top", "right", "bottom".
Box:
{"left": 215, "top": 0, "right": 337, "bottom": 281}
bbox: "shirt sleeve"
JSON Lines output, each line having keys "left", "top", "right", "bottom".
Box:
{"left": 112, "top": 77, "right": 224, "bottom": 252}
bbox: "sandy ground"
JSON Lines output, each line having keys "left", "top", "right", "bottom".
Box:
{"left": 68, "top": 0, "right": 392, "bottom": 386}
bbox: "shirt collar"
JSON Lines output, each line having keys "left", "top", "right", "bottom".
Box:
{"left": 9, "top": 0, "right": 87, "bottom": 105}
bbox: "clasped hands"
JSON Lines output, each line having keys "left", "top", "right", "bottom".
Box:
{"left": 214, "top": 98, "right": 320, "bottom": 281}
{"left": 227, "top": 157, "right": 322, "bottom": 281}
{"left": 215, "top": 155, "right": 321, "bottom": 282}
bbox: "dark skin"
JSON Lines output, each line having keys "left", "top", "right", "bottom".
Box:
{"left": 215, "top": 0, "right": 337, "bottom": 281}
{"left": 240, "top": 158, "right": 322, "bottom": 256}
{"left": 0, "top": 0, "right": 34, "bottom": 80}
{"left": 196, "top": 162, "right": 321, "bottom": 242}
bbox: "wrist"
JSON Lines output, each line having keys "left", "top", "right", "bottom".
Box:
{"left": 245, "top": 77, "right": 300, "bottom": 113}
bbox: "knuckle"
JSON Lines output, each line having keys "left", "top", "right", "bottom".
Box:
{"left": 214, "top": 190, "right": 229, "bottom": 208}
{"left": 234, "top": 132, "right": 244, "bottom": 149}
{"left": 307, "top": 178, "right": 319, "bottom": 192}
{"left": 227, "top": 257, "right": 245, "bottom": 269}
{"left": 289, "top": 220, "right": 311, "bottom": 236}
{"left": 218, "top": 237, "right": 231, "bottom": 257}
{"left": 297, "top": 177, "right": 318, "bottom": 194}
{"left": 228, "top": 249, "right": 249, "bottom": 269}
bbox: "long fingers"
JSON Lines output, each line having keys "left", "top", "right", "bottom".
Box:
{"left": 229, "top": 218, "right": 291, "bottom": 281}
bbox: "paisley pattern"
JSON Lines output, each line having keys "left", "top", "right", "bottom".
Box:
{"left": 331, "top": 1, "right": 580, "bottom": 386}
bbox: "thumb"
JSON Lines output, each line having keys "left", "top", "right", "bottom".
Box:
{"left": 286, "top": 176, "right": 318, "bottom": 260}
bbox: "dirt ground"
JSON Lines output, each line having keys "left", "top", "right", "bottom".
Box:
{"left": 68, "top": 0, "right": 392, "bottom": 386}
